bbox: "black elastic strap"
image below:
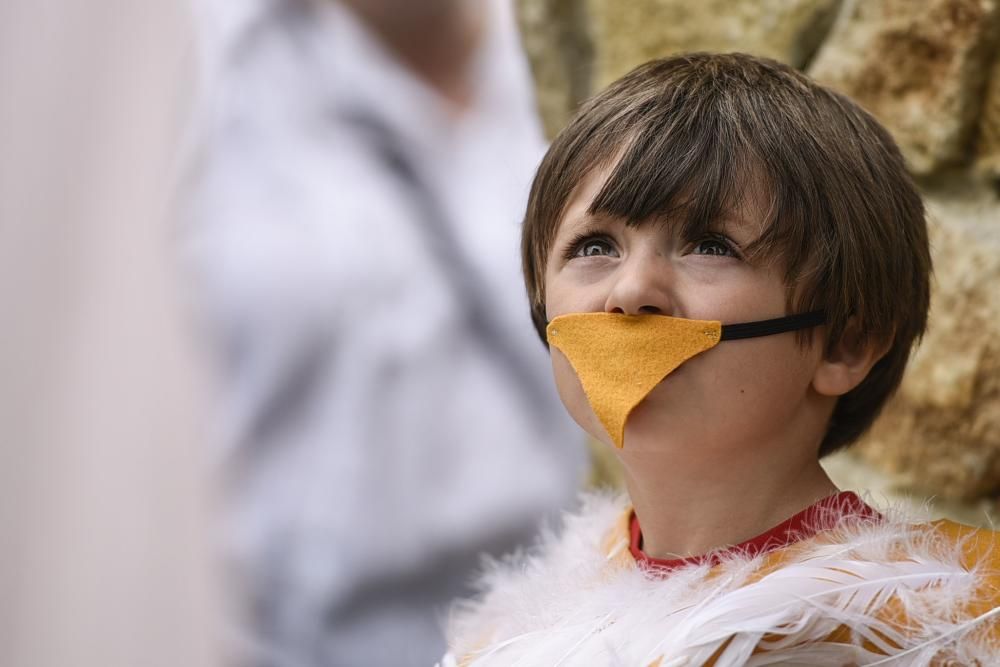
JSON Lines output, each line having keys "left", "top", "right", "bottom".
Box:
{"left": 720, "top": 311, "right": 826, "bottom": 341}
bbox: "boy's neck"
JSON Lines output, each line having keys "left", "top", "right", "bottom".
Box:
{"left": 619, "top": 444, "right": 838, "bottom": 561}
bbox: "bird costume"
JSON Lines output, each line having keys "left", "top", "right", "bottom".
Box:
{"left": 441, "top": 493, "right": 1000, "bottom": 666}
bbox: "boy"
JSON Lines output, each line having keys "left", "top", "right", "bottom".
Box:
{"left": 441, "top": 53, "right": 1000, "bottom": 665}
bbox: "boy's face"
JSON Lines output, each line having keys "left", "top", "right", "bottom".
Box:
{"left": 544, "top": 165, "right": 829, "bottom": 456}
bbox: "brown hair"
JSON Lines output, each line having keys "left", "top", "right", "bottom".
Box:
{"left": 521, "top": 52, "right": 930, "bottom": 457}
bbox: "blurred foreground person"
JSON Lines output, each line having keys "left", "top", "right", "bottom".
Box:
{"left": 185, "top": 1, "right": 587, "bottom": 665}
{"left": 0, "top": 1, "right": 219, "bottom": 667}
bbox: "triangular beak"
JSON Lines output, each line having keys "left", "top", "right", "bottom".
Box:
{"left": 547, "top": 313, "right": 721, "bottom": 448}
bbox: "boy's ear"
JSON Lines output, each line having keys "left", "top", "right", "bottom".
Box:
{"left": 812, "top": 321, "right": 892, "bottom": 397}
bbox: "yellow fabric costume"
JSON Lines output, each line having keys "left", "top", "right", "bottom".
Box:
{"left": 441, "top": 494, "right": 1000, "bottom": 666}
{"left": 547, "top": 313, "right": 720, "bottom": 448}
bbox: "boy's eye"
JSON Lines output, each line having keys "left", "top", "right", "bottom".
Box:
{"left": 691, "top": 236, "right": 738, "bottom": 258}
{"left": 570, "top": 236, "right": 619, "bottom": 259}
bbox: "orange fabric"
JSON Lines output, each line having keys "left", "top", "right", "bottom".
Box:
{"left": 546, "top": 313, "right": 721, "bottom": 448}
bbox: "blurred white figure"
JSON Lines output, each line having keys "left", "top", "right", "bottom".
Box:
{"left": 0, "top": 2, "right": 219, "bottom": 667}
{"left": 185, "top": 1, "right": 587, "bottom": 665}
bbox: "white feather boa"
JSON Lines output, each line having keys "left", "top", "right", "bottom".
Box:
{"left": 441, "top": 494, "right": 1000, "bottom": 666}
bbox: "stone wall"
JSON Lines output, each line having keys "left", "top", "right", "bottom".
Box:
{"left": 517, "top": 0, "right": 1000, "bottom": 520}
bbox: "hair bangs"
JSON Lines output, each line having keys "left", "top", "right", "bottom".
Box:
{"left": 587, "top": 110, "right": 787, "bottom": 268}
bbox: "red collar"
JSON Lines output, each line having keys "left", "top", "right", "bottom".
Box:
{"left": 629, "top": 491, "right": 881, "bottom": 574}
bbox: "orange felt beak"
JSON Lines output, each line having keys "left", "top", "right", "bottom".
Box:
{"left": 547, "top": 313, "right": 722, "bottom": 448}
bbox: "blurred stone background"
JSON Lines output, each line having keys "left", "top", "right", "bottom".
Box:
{"left": 517, "top": 0, "right": 1000, "bottom": 525}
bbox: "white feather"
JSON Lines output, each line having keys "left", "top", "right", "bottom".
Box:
{"left": 444, "top": 493, "right": 1000, "bottom": 666}
{"left": 652, "top": 557, "right": 975, "bottom": 665}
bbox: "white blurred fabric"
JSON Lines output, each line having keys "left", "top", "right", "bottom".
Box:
{"left": 0, "top": 2, "right": 220, "bottom": 667}
{"left": 185, "top": 1, "right": 587, "bottom": 666}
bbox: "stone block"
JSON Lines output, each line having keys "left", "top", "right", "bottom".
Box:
{"left": 809, "top": 0, "right": 1000, "bottom": 175}
{"left": 586, "top": 0, "right": 841, "bottom": 89}
{"left": 516, "top": 0, "right": 593, "bottom": 138}
{"left": 857, "top": 191, "right": 1000, "bottom": 500}
{"left": 823, "top": 449, "right": 998, "bottom": 526}
{"left": 975, "top": 56, "right": 1000, "bottom": 179}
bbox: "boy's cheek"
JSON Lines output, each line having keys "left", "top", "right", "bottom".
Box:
{"left": 543, "top": 280, "right": 604, "bottom": 322}
{"left": 544, "top": 300, "right": 574, "bottom": 322}
{"left": 550, "top": 349, "right": 612, "bottom": 444}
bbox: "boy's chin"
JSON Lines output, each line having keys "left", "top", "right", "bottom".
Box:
{"left": 617, "top": 395, "right": 691, "bottom": 451}
{"left": 560, "top": 385, "right": 681, "bottom": 451}
{"left": 565, "top": 407, "right": 614, "bottom": 447}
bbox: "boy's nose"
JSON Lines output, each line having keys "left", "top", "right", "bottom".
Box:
{"left": 603, "top": 252, "right": 675, "bottom": 316}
